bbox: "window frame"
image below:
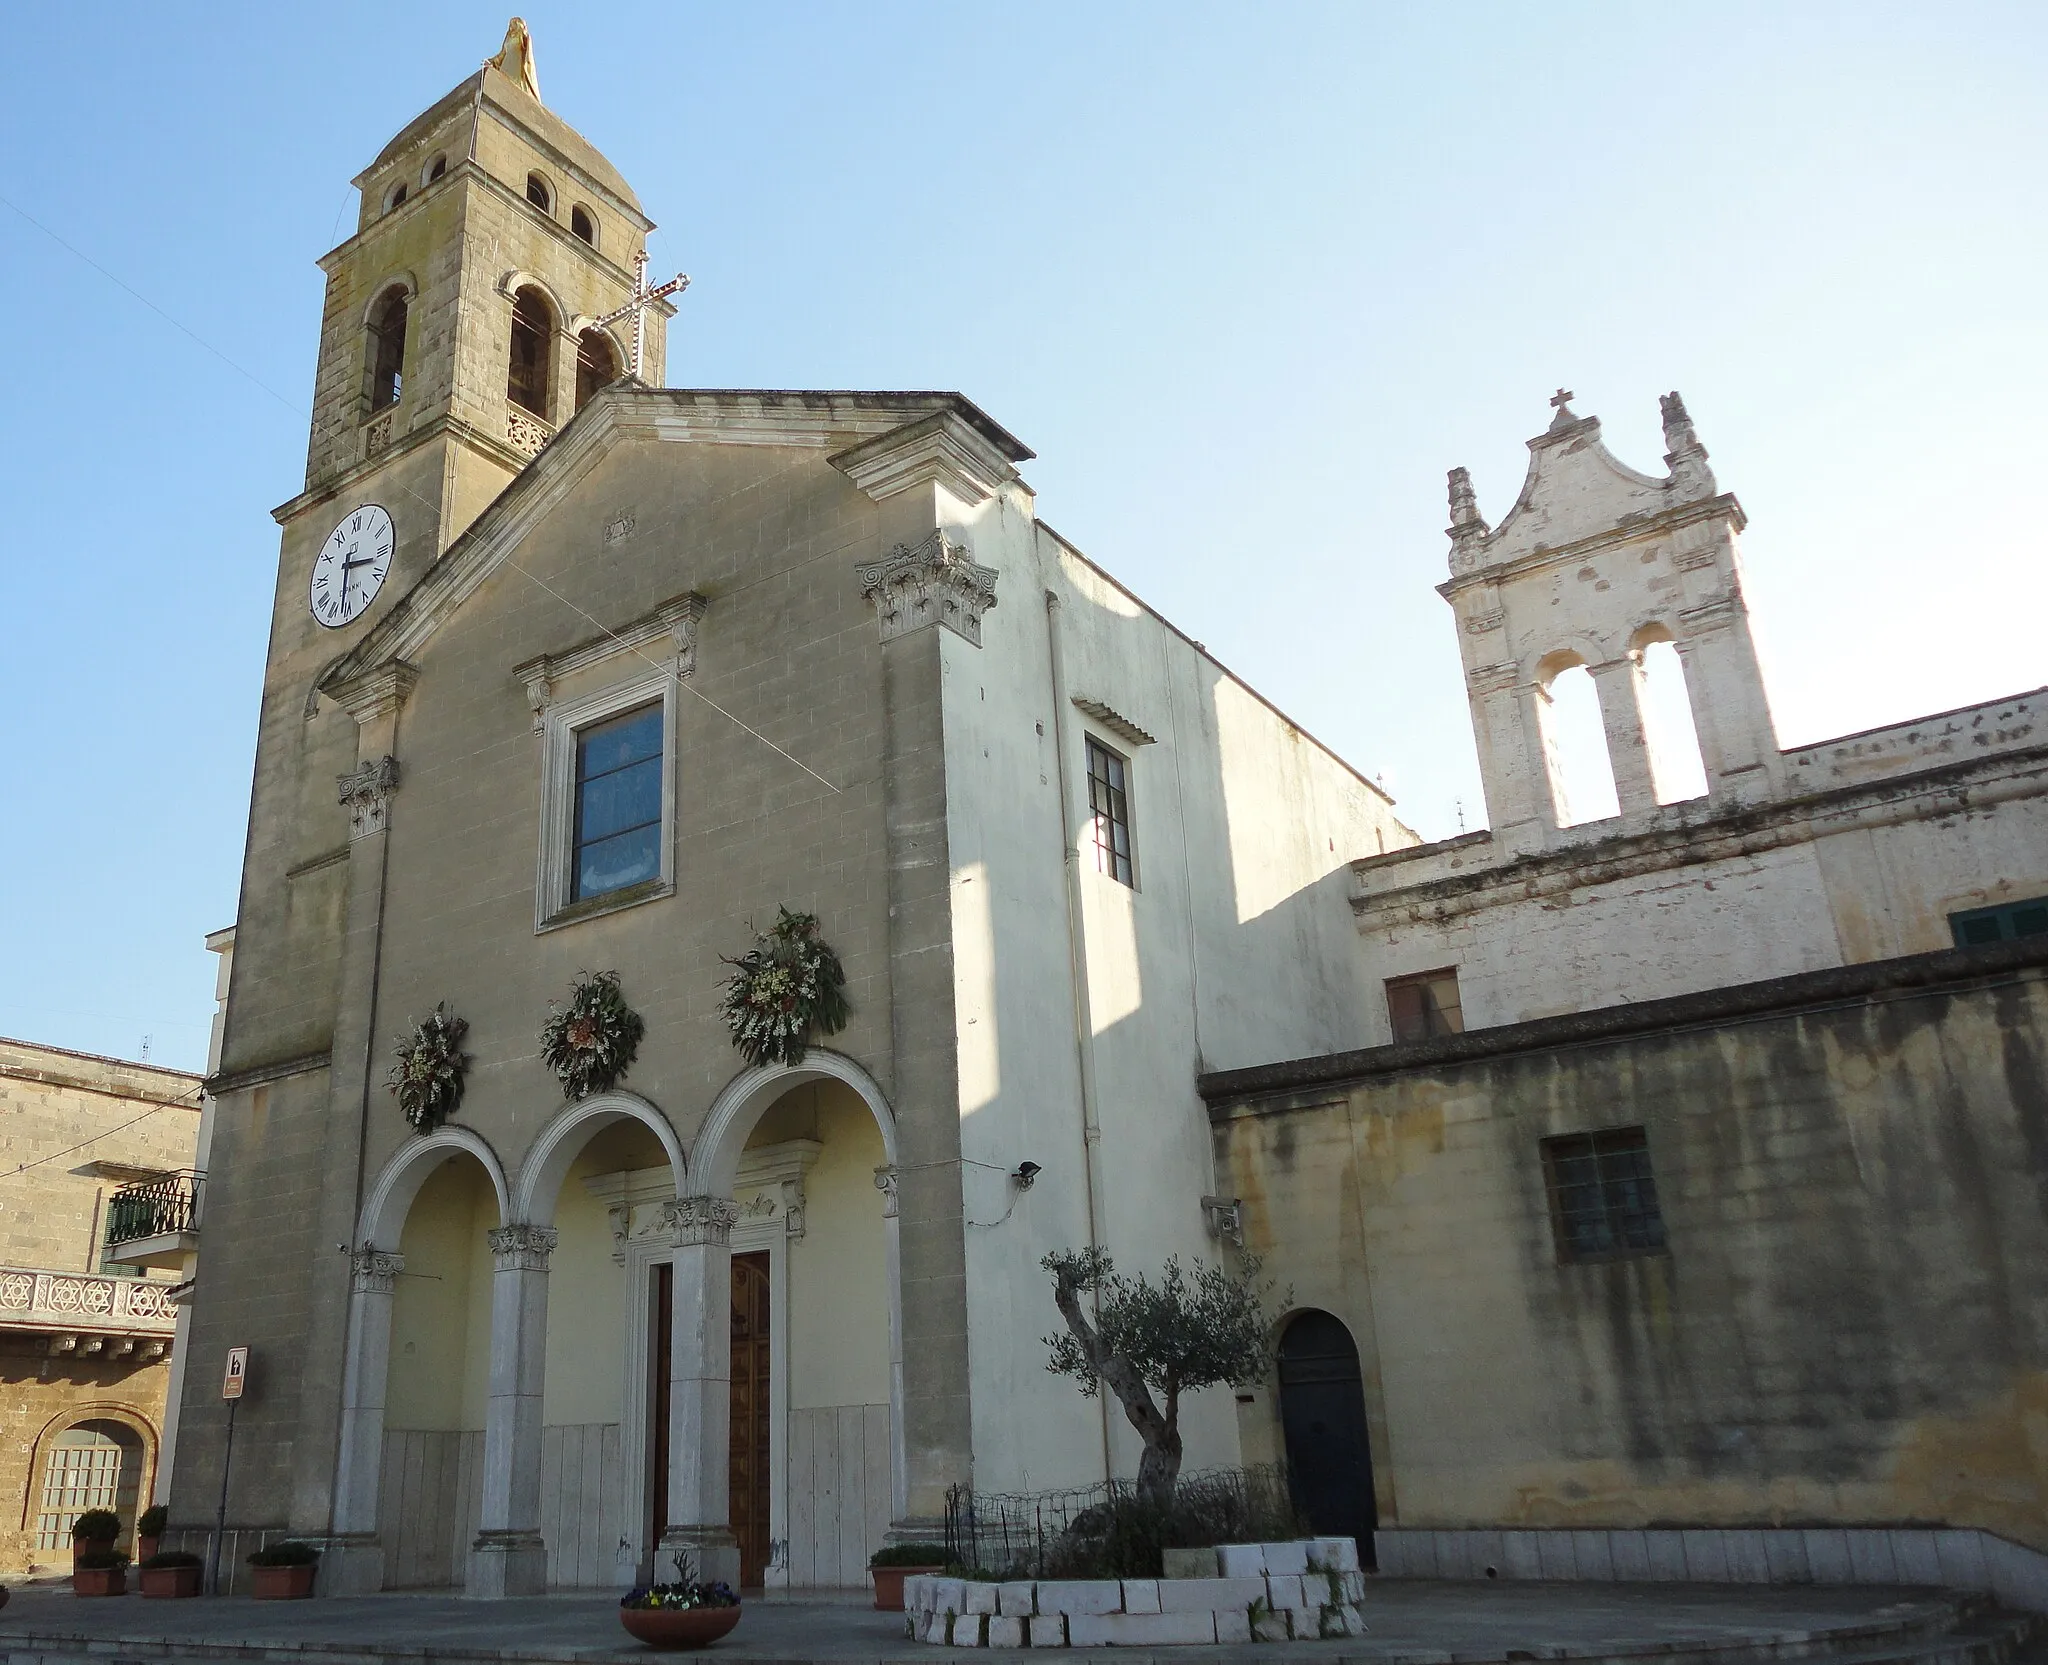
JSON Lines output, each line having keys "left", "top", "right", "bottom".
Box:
{"left": 1539, "top": 1124, "right": 1669, "bottom": 1266}
{"left": 536, "top": 668, "right": 676, "bottom": 931}
{"left": 1083, "top": 733, "right": 1137, "bottom": 888}
{"left": 1385, "top": 966, "right": 1464, "bottom": 1044}
{"left": 1949, "top": 896, "right": 2048, "bottom": 947}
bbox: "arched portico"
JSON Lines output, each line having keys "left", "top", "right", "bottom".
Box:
{"left": 513, "top": 1091, "right": 686, "bottom": 1225}
{"left": 330, "top": 1128, "right": 510, "bottom": 1595}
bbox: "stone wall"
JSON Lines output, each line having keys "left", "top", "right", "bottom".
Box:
{"left": 1205, "top": 937, "right": 2048, "bottom": 1553}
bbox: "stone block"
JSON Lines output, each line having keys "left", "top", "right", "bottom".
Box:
{"left": 1682, "top": 1530, "right": 1731, "bottom": 1582}
{"left": 1847, "top": 1531, "right": 1899, "bottom": 1584}
{"left": 987, "top": 1616, "right": 1024, "bottom": 1649}
{"left": 1158, "top": 1576, "right": 1267, "bottom": 1613}
{"left": 1802, "top": 1529, "right": 1852, "bottom": 1586}
{"left": 1317, "top": 1603, "right": 1366, "bottom": 1638}
{"left": 1935, "top": 1530, "right": 1988, "bottom": 1591}
{"left": 1725, "top": 1530, "right": 1771, "bottom": 1585}
{"left": 1610, "top": 1532, "right": 1652, "bottom": 1582}
{"left": 1463, "top": 1531, "right": 1506, "bottom": 1581}
{"left": 905, "top": 1575, "right": 933, "bottom": 1610}
{"left": 1645, "top": 1530, "right": 1688, "bottom": 1583}
{"left": 1535, "top": 1532, "right": 1578, "bottom": 1580}
{"left": 1284, "top": 1608, "right": 1319, "bottom": 1638}
{"left": 931, "top": 1577, "right": 967, "bottom": 1614}
{"left": 916, "top": 1610, "right": 945, "bottom": 1642}
{"left": 1069, "top": 1612, "right": 1216, "bottom": 1647}
{"left": 1251, "top": 1609, "right": 1292, "bottom": 1643}
{"left": 950, "top": 1613, "right": 983, "bottom": 1646}
{"left": 1434, "top": 1532, "right": 1473, "bottom": 1579}
{"left": 1262, "top": 1539, "right": 1311, "bottom": 1575}
{"left": 1572, "top": 1531, "right": 1615, "bottom": 1581}
{"left": 1024, "top": 1614, "right": 1066, "bottom": 1648}
{"left": 1890, "top": 1530, "right": 1942, "bottom": 1586}
{"left": 1036, "top": 1580, "right": 1123, "bottom": 1616}
{"left": 965, "top": 1582, "right": 1002, "bottom": 1614}
{"left": 1501, "top": 1531, "right": 1545, "bottom": 1581}
{"left": 1338, "top": 1570, "right": 1367, "bottom": 1602}
{"left": 1119, "top": 1580, "right": 1160, "bottom": 1614}
{"left": 1764, "top": 1532, "right": 1812, "bottom": 1584}
{"left": 1217, "top": 1543, "right": 1266, "bottom": 1578}
{"left": 998, "top": 1583, "right": 1039, "bottom": 1616}
{"left": 1310, "top": 1536, "right": 1361, "bottom": 1573}
{"left": 1214, "top": 1610, "right": 1252, "bottom": 1645}
{"left": 1266, "top": 1573, "right": 1305, "bottom": 1610}
{"left": 1161, "top": 1546, "right": 1218, "bottom": 1579}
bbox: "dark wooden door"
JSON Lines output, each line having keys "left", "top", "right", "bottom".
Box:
{"left": 1278, "top": 1310, "right": 1377, "bottom": 1563}
{"left": 729, "top": 1251, "right": 772, "bottom": 1587}
{"left": 652, "top": 1261, "right": 673, "bottom": 1551}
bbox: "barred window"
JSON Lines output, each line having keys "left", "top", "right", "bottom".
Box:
{"left": 1086, "top": 738, "right": 1133, "bottom": 886}
{"left": 1386, "top": 968, "right": 1463, "bottom": 1043}
{"left": 1540, "top": 1125, "right": 1667, "bottom": 1263}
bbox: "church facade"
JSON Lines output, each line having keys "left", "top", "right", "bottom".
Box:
{"left": 172, "top": 34, "right": 1403, "bottom": 1597}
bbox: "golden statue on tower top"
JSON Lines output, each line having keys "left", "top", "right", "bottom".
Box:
{"left": 486, "top": 17, "right": 541, "bottom": 102}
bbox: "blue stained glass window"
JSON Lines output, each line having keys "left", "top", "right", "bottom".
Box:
{"left": 574, "top": 704, "right": 662, "bottom": 900}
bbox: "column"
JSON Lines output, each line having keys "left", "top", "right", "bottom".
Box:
{"left": 659, "top": 1197, "right": 741, "bottom": 1590}
{"left": 323, "top": 1249, "right": 403, "bottom": 1594}
{"left": 468, "top": 1224, "right": 554, "bottom": 1598}
{"left": 1590, "top": 657, "right": 1660, "bottom": 819}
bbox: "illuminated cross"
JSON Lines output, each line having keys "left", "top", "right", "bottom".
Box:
{"left": 594, "top": 248, "right": 690, "bottom": 381}
{"left": 1550, "top": 387, "right": 1575, "bottom": 411}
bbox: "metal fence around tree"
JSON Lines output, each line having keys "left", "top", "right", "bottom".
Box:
{"left": 943, "top": 1464, "right": 1305, "bottom": 1580}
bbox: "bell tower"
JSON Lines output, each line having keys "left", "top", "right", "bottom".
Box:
{"left": 280, "top": 18, "right": 670, "bottom": 602}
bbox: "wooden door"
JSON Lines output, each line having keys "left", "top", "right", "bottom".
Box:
{"left": 1277, "top": 1310, "right": 1377, "bottom": 1563}
{"left": 729, "top": 1251, "right": 772, "bottom": 1587}
{"left": 652, "top": 1261, "right": 673, "bottom": 1552}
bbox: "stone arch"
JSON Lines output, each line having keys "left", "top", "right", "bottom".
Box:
{"left": 513, "top": 1090, "right": 687, "bottom": 1225}
{"left": 19, "top": 1403, "right": 158, "bottom": 1541}
{"left": 357, "top": 272, "right": 419, "bottom": 327}
{"left": 691, "top": 1049, "right": 899, "bottom": 1196}
{"left": 356, "top": 1125, "right": 510, "bottom": 1251}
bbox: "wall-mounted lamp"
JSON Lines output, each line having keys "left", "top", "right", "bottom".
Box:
{"left": 1011, "top": 1161, "right": 1042, "bottom": 1190}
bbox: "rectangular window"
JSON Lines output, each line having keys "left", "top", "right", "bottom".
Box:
{"left": 1086, "top": 737, "right": 1134, "bottom": 886}
{"left": 1949, "top": 896, "right": 2048, "bottom": 947}
{"left": 573, "top": 703, "right": 663, "bottom": 901}
{"left": 1386, "top": 968, "right": 1463, "bottom": 1043}
{"left": 1541, "top": 1126, "right": 1668, "bottom": 1263}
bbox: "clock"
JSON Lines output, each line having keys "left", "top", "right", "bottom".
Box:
{"left": 309, "top": 504, "right": 395, "bottom": 629}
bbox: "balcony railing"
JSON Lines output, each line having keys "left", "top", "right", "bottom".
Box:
{"left": 104, "top": 1171, "right": 203, "bottom": 1250}
{"left": 0, "top": 1266, "right": 178, "bottom": 1339}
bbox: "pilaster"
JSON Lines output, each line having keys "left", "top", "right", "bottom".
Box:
{"left": 659, "top": 1197, "right": 742, "bottom": 1590}
{"left": 469, "top": 1224, "right": 555, "bottom": 1598}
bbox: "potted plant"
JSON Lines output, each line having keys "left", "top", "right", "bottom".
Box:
{"left": 136, "top": 1504, "right": 168, "bottom": 1564}
{"left": 869, "top": 1542, "right": 948, "bottom": 1611}
{"left": 71, "top": 1509, "right": 121, "bottom": 1572}
{"left": 619, "top": 1552, "right": 741, "bottom": 1649}
{"left": 139, "top": 1549, "right": 203, "bottom": 1598}
{"left": 72, "top": 1546, "right": 128, "bottom": 1597}
{"left": 246, "top": 1539, "right": 319, "bottom": 1599}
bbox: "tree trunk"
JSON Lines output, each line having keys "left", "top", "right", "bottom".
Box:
{"left": 1135, "top": 1419, "right": 1182, "bottom": 1505}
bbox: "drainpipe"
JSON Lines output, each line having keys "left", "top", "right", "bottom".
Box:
{"left": 1043, "top": 589, "right": 1115, "bottom": 1482}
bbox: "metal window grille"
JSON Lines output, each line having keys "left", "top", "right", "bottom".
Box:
{"left": 1540, "top": 1125, "right": 1667, "bottom": 1263}
{"left": 1085, "top": 739, "right": 1133, "bottom": 887}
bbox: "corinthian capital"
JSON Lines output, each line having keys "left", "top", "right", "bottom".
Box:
{"left": 488, "top": 1223, "right": 558, "bottom": 1271}
{"left": 350, "top": 1247, "right": 405, "bottom": 1295}
{"left": 337, "top": 755, "right": 400, "bottom": 840}
{"left": 856, "top": 531, "right": 999, "bottom": 647}
{"left": 661, "top": 1195, "right": 741, "bottom": 1247}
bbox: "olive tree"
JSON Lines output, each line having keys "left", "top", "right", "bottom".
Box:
{"left": 1043, "top": 1247, "right": 1279, "bottom": 1503}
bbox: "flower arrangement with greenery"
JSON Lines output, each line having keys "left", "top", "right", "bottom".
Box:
{"left": 718, "top": 908, "right": 850, "bottom": 1068}
{"left": 246, "top": 1540, "right": 320, "bottom": 1568}
{"left": 539, "top": 970, "right": 644, "bottom": 1099}
{"left": 387, "top": 1003, "right": 470, "bottom": 1130}
{"left": 620, "top": 1550, "right": 741, "bottom": 1612}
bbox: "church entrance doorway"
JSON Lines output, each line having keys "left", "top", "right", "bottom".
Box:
{"left": 730, "top": 1251, "right": 771, "bottom": 1587}
{"left": 1277, "top": 1310, "right": 1376, "bottom": 1563}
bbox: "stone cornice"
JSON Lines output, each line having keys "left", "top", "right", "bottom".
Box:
{"left": 204, "top": 1050, "right": 332, "bottom": 1098}
{"left": 1353, "top": 741, "right": 2048, "bottom": 928}
{"left": 1202, "top": 934, "right": 2048, "bottom": 1110}
{"left": 513, "top": 593, "right": 705, "bottom": 731}
{"left": 0, "top": 1040, "right": 201, "bottom": 1107}
{"left": 828, "top": 408, "right": 1020, "bottom": 506}
{"left": 274, "top": 410, "right": 529, "bottom": 528}
{"left": 1071, "top": 698, "right": 1156, "bottom": 748}
{"left": 1438, "top": 492, "right": 1745, "bottom": 601}
{"left": 326, "top": 663, "right": 419, "bottom": 725}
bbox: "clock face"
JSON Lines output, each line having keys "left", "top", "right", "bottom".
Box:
{"left": 309, "top": 504, "right": 395, "bottom": 629}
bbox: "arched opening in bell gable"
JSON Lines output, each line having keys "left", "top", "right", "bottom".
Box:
{"left": 1633, "top": 630, "right": 1710, "bottom": 804}
{"left": 1535, "top": 654, "right": 1620, "bottom": 828}
{"left": 576, "top": 329, "right": 621, "bottom": 412}
{"left": 507, "top": 286, "right": 554, "bottom": 420}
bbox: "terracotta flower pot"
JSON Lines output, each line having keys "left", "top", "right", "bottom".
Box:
{"left": 71, "top": 1565, "right": 126, "bottom": 1597}
{"left": 871, "top": 1566, "right": 944, "bottom": 1611}
{"left": 137, "top": 1535, "right": 161, "bottom": 1563}
{"left": 250, "top": 1563, "right": 316, "bottom": 1599}
{"left": 140, "top": 1564, "right": 202, "bottom": 1598}
{"left": 618, "top": 1604, "right": 742, "bottom": 1649}
{"left": 71, "top": 1538, "right": 115, "bottom": 1573}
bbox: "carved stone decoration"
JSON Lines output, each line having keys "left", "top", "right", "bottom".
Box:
{"left": 1462, "top": 609, "right": 1506, "bottom": 635}
{"left": 1446, "top": 466, "right": 1492, "bottom": 574}
{"left": 606, "top": 1203, "right": 630, "bottom": 1266}
{"left": 1201, "top": 1195, "right": 1245, "bottom": 1250}
{"left": 488, "top": 1224, "right": 558, "bottom": 1272}
{"left": 661, "top": 1195, "right": 741, "bottom": 1248}
{"left": 1660, "top": 390, "right": 1717, "bottom": 500}
{"left": 351, "top": 1248, "right": 406, "bottom": 1295}
{"left": 337, "top": 756, "right": 401, "bottom": 840}
{"left": 1468, "top": 661, "right": 1520, "bottom": 697}
{"left": 780, "top": 1176, "right": 807, "bottom": 1241}
{"left": 873, "top": 1165, "right": 900, "bottom": 1219}
{"left": 518, "top": 666, "right": 554, "bottom": 734}
{"left": 856, "top": 530, "right": 999, "bottom": 646}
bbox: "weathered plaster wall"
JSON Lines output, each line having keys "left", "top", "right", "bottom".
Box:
{"left": 1209, "top": 946, "right": 2048, "bottom": 1552}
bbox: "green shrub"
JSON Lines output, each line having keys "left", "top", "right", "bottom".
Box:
{"left": 71, "top": 1509, "right": 121, "bottom": 1541}
{"left": 247, "top": 1540, "right": 319, "bottom": 1568}
{"left": 137, "top": 1505, "right": 169, "bottom": 1538}
{"left": 73, "top": 1548, "right": 129, "bottom": 1570}
{"left": 870, "top": 1542, "right": 949, "bottom": 1568}
{"left": 140, "top": 1550, "right": 203, "bottom": 1569}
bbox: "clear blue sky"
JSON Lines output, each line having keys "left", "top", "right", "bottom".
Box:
{"left": 3, "top": 3, "right": 2043, "bottom": 1072}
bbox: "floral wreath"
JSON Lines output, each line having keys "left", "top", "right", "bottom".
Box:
{"left": 718, "top": 908, "right": 850, "bottom": 1069}
{"left": 387, "top": 1004, "right": 470, "bottom": 1132}
{"left": 539, "top": 970, "right": 645, "bottom": 1100}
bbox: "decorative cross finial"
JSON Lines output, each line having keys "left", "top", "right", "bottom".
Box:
{"left": 592, "top": 248, "right": 690, "bottom": 382}
{"left": 1550, "top": 387, "right": 1575, "bottom": 411}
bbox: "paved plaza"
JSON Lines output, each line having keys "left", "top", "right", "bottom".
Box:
{"left": 0, "top": 1580, "right": 2007, "bottom": 1665}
